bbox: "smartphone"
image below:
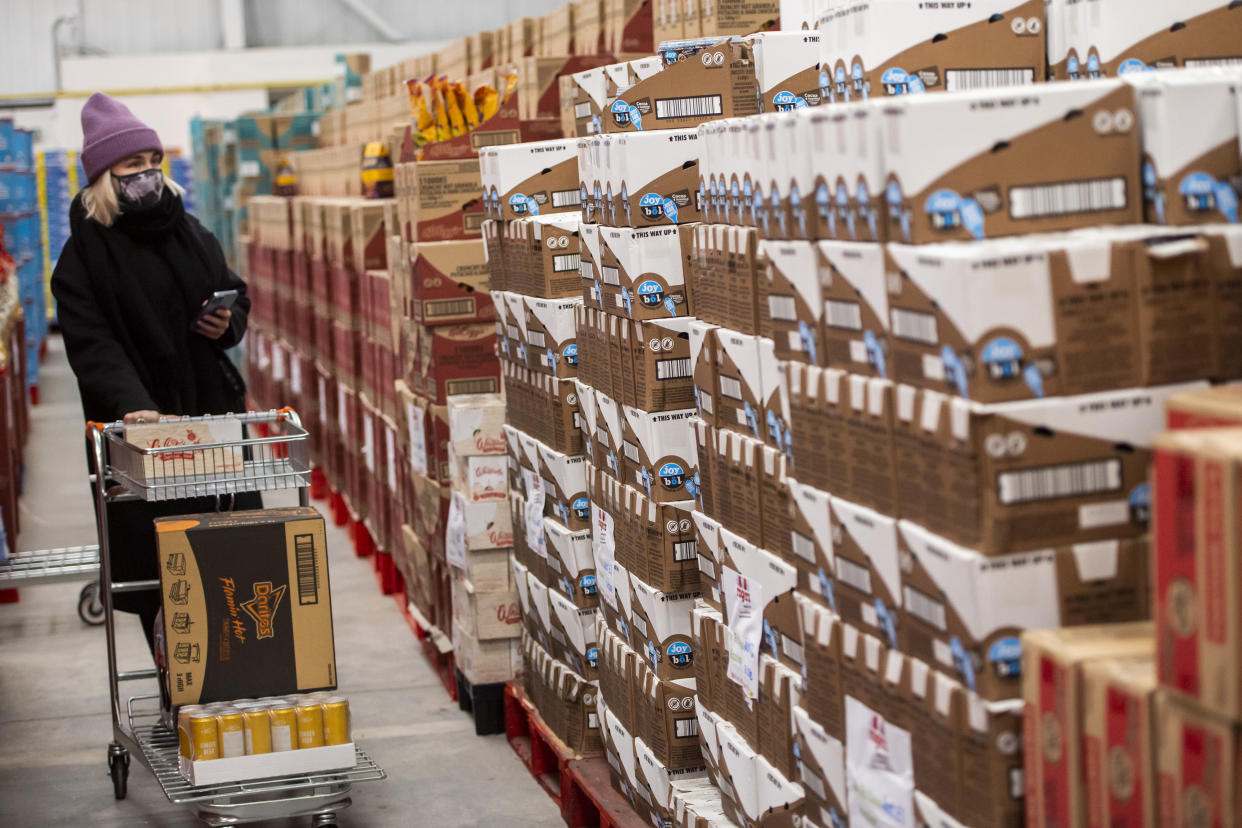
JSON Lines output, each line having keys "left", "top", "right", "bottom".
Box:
{"left": 198, "top": 289, "right": 239, "bottom": 320}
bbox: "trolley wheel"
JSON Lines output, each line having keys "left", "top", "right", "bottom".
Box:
{"left": 312, "top": 815, "right": 338, "bottom": 828}
{"left": 78, "top": 582, "right": 105, "bottom": 626}
{"left": 108, "top": 743, "right": 129, "bottom": 800}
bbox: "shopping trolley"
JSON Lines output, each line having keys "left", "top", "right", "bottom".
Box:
{"left": 85, "top": 409, "right": 384, "bottom": 827}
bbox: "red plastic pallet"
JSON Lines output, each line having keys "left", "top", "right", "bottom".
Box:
{"left": 504, "top": 684, "right": 646, "bottom": 828}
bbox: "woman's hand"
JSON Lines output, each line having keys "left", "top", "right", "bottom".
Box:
{"left": 195, "top": 308, "right": 232, "bottom": 340}
{"left": 123, "top": 410, "right": 161, "bottom": 424}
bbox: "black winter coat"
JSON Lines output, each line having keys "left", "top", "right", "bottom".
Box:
{"left": 52, "top": 188, "right": 250, "bottom": 423}
{"left": 52, "top": 189, "right": 257, "bottom": 617}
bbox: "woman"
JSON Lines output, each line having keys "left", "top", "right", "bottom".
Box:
{"left": 52, "top": 93, "right": 256, "bottom": 650}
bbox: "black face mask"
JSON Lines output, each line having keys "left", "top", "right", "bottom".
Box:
{"left": 114, "top": 168, "right": 165, "bottom": 210}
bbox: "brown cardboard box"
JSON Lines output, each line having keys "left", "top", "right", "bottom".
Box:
{"left": 548, "top": 588, "right": 600, "bottom": 678}
{"left": 756, "top": 655, "right": 801, "bottom": 780}
{"left": 408, "top": 239, "right": 495, "bottom": 326}
{"left": 792, "top": 704, "right": 849, "bottom": 828}
{"left": 903, "top": 381, "right": 1200, "bottom": 554}
{"left": 900, "top": 520, "right": 1151, "bottom": 701}
{"left": 690, "top": 224, "right": 761, "bottom": 334}
{"left": 1081, "top": 656, "right": 1157, "bottom": 828}
{"left": 822, "top": 497, "right": 902, "bottom": 651}
{"left": 155, "top": 507, "right": 336, "bottom": 705}
{"left": 1152, "top": 427, "right": 1242, "bottom": 721}
{"left": 653, "top": 0, "right": 684, "bottom": 44}
{"left": 626, "top": 318, "right": 696, "bottom": 412}
{"left": 1021, "top": 622, "right": 1155, "bottom": 828}
{"left": 414, "top": 323, "right": 500, "bottom": 403}
{"left": 600, "top": 225, "right": 693, "bottom": 322}
{"left": 605, "top": 0, "right": 654, "bottom": 55}
{"left": 1166, "top": 384, "right": 1242, "bottom": 430}
{"left": 883, "top": 80, "right": 1142, "bottom": 244}
{"left": 719, "top": 528, "right": 800, "bottom": 671}
{"left": 401, "top": 160, "right": 485, "bottom": 242}
{"left": 958, "top": 692, "right": 1025, "bottom": 828}
{"left": 541, "top": 3, "right": 576, "bottom": 56}
{"left": 612, "top": 129, "right": 702, "bottom": 227}
{"left": 451, "top": 571, "right": 520, "bottom": 641}
{"left": 634, "top": 662, "right": 703, "bottom": 772}
{"left": 705, "top": 429, "right": 764, "bottom": 547}
{"left": 627, "top": 571, "right": 698, "bottom": 682}
{"left": 815, "top": 241, "right": 890, "bottom": 376}
{"left": 603, "top": 38, "right": 758, "bottom": 134}
{"left": 699, "top": 0, "right": 778, "bottom": 37}
{"left": 481, "top": 139, "right": 581, "bottom": 221}
{"left": 453, "top": 624, "right": 520, "bottom": 684}
{"left": 574, "top": 0, "right": 606, "bottom": 55}
{"left": 758, "top": 239, "right": 828, "bottom": 366}
{"left": 1154, "top": 690, "right": 1242, "bottom": 828}
{"left": 748, "top": 30, "right": 822, "bottom": 112}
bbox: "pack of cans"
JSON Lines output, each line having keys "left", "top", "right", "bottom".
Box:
{"left": 177, "top": 693, "right": 351, "bottom": 762}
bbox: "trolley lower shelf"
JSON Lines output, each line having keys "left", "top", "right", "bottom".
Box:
{"left": 0, "top": 544, "right": 99, "bottom": 584}
{"left": 130, "top": 722, "right": 384, "bottom": 825}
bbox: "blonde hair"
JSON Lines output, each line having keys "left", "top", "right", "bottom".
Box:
{"left": 82, "top": 169, "right": 185, "bottom": 227}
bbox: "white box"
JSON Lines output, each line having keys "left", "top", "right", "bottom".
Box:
{"left": 619, "top": 406, "right": 699, "bottom": 503}
{"left": 179, "top": 742, "right": 355, "bottom": 786}
{"left": 749, "top": 30, "right": 824, "bottom": 112}
{"left": 452, "top": 571, "right": 521, "bottom": 641}
{"left": 1071, "top": 0, "right": 1242, "bottom": 79}
{"left": 446, "top": 393, "right": 507, "bottom": 456}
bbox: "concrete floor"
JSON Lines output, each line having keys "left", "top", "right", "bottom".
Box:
{"left": 0, "top": 336, "right": 560, "bottom": 827}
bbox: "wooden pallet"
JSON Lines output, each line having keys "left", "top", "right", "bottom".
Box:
{"left": 504, "top": 683, "right": 646, "bottom": 828}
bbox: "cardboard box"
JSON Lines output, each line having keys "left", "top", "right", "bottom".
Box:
{"left": 452, "top": 570, "right": 521, "bottom": 641}
{"left": 627, "top": 570, "right": 698, "bottom": 682}
{"left": 481, "top": 139, "right": 581, "bottom": 221}
{"left": 899, "top": 381, "right": 1202, "bottom": 554}
{"left": 1055, "top": 0, "right": 1242, "bottom": 79}
{"left": 882, "top": 80, "right": 1143, "bottom": 244}
{"left": 398, "top": 159, "right": 485, "bottom": 242}
{"left": 605, "top": 0, "right": 654, "bottom": 55}
{"left": 900, "top": 520, "right": 1151, "bottom": 700}
{"left": 699, "top": 0, "right": 778, "bottom": 37}
{"left": 604, "top": 38, "right": 759, "bottom": 134}
{"left": 624, "top": 317, "right": 697, "bottom": 412}
{"left": 544, "top": 516, "right": 598, "bottom": 609}
{"left": 1021, "top": 623, "right": 1155, "bottom": 828}
{"left": 820, "top": 0, "right": 1045, "bottom": 100}
{"left": 599, "top": 225, "right": 693, "bottom": 322}
{"left": 1154, "top": 690, "right": 1242, "bottom": 828}
{"left": 1081, "top": 656, "right": 1157, "bottom": 828}
{"left": 408, "top": 240, "right": 494, "bottom": 326}
{"left": 454, "top": 623, "right": 520, "bottom": 684}
{"left": 1130, "top": 70, "right": 1241, "bottom": 227}
{"left": 793, "top": 705, "right": 850, "bottom": 828}
{"left": 690, "top": 224, "right": 761, "bottom": 334}
{"left": 1152, "top": 427, "right": 1242, "bottom": 721}
{"left": 618, "top": 406, "right": 697, "bottom": 504}
{"left": 516, "top": 214, "right": 583, "bottom": 299}
{"left": 816, "top": 241, "right": 889, "bottom": 375}
{"left": 748, "top": 31, "right": 823, "bottom": 112}
{"left": 611, "top": 129, "right": 702, "bottom": 227}
{"left": 155, "top": 507, "right": 336, "bottom": 705}
{"left": 448, "top": 450, "right": 507, "bottom": 502}
{"left": 414, "top": 322, "right": 500, "bottom": 403}
{"left": 704, "top": 428, "right": 764, "bottom": 547}
{"left": 524, "top": 295, "right": 582, "bottom": 379}
{"left": 446, "top": 393, "right": 507, "bottom": 457}
{"left": 1165, "top": 384, "right": 1242, "bottom": 429}
{"left": 548, "top": 588, "right": 600, "bottom": 677}
{"left": 574, "top": 0, "right": 605, "bottom": 55}
{"left": 820, "top": 497, "right": 902, "bottom": 650}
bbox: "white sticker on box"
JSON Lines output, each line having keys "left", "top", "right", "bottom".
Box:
{"left": 337, "top": 386, "right": 348, "bottom": 434}
{"left": 522, "top": 469, "right": 546, "bottom": 559}
{"left": 363, "top": 415, "right": 375, "bottom": 473}
{"left": 386, "top": 427, "right": 397, "bottom": 491}
{"left": 722, "top": 566, "right": 763, "bottom": 703}
{"left": 921, "top": 353, "right": 945, "bottom": 381}
{"left": 317, "top": 375, "right": 327, "bottom": 426}
{"left": 846, "top": 696, "right": 915, "bottom": 828}
{"left": 1078, "top": 500, "right": 1129, "bottom": 529}
{"left": 290, "top": 356, "right": 303, "bottom": 395}
{"left": 592, "top": 504, "right": 617, "bottom": 610}
{"left": 409, "top": 402, "right": 427, "bottom": 476}
{"left": 850, "top": 339, "right": 869, "bottom": 366}
{"left": 272, "top": 345, "right": 286, "bottom": 382}
{"left": 446, "top": 493, "right": 467, "bottom": 570}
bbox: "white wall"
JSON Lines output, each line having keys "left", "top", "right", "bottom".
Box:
{"left": 2, "top": 39, "right": 442, "bottom": 153}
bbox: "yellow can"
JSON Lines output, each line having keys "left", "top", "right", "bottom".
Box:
{"left": 267, "top": 703, "right": 297, "bottom": 752}
{"left": 321, "top": 697, "right": 351, "bottom": 746}
{"left": 216, "top": 708, "right": 245, "bottom": 758}
{"left": 177, "top": 705, "right": 204, "bottom": 759}
{"left": 243, "top": 708, "right": 273, "bottom": 755}
{"left": 295, "top": 702, "right": 325, "bottom": 749}
{"left": 189, "top": 712, "right": 220, "bottom": 761}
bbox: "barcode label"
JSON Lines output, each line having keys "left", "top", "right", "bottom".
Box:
{"left": 631, "top": 613, "right": 648, "bottom": 638}
{"left": 945, "top": 68, "right": 1035, "bottom": 91}
{"left": 720, "top": 376, "right": 742, "bottom": 400}
{"left": 673, "top": 540, "right": 698, "bottom": 561}
{"left": 792, "top": 531, "right": 816, "bottom": 563}
{"left": 426, "top": 298, "right": 475, "bottom": 318}
{"left": 295, "top": 533, "right": 319, "bottom": 605}
{"left": 769, "top": 295, "right": 797, "bottom": 322}
{"left": 998, "top": 459, "right": 1122, "bottom": 505}
{"left": 552, "top": 189, "right": 582, "bottom": 208}
{"left": 836, "top": 556, "right": 872, "bottom": 595}
{"left": 1185, "top": 57, "right": 1242, "bottom": 68}
{"left": 527, "top": 330, "right": 547, "bottom": 348}
{"left": 891, "top": 308, "right": 938, "bottom": 345}
{"left": 554, "top": 253, "right": 581, "bottom": 272}
{"left": 655, "top": 94, "right": 723, "bottom": 120}
{"left": 656, "top": 358, "right": 691, "bottom": 380}
{"left": 588, "top": 712, "right": 599, "bottom": 729}
{"left": 904, "top": 586, "right": 947, "bottom": 631}
{"left": 1009, "top": 177, "right": 1127, "bottom": 220}
{"left": 602, "top": 265, "right": 621, "bottom": 286}
{"left": 447, "top": 378, "right": 500, "bottom": 395}
{"left": 580, "top": 261, "right": 594, "bottom": 281}
{"left": 675, "top": 718, "right": 699, "bottom": 738}
{"left": 826, "top": 300, "right": 863, "bottom": 331}
{"left": 781, "top": 634, "right": 805, "bottom": 665}
{"left": 575, "top": 101, "right": 593, "bottom": 118}
{"left": 624, "top": 440, "right": 640, "bottom": 463}
{"left": 506, "top": 324, "right": 520, "bottom": 340}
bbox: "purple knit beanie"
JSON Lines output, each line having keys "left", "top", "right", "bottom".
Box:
{"left": 80, "top": 93, "right": 163, "bottom": 184}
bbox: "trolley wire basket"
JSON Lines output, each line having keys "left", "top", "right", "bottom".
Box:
{"left": 103, "top": 410, "right": 311, "bottom": 501}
